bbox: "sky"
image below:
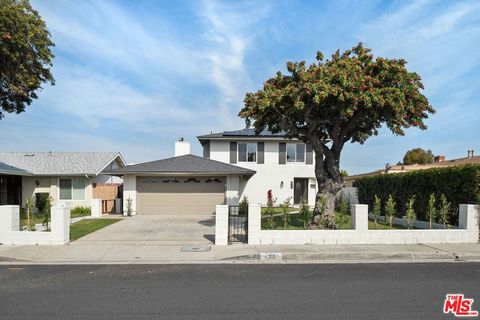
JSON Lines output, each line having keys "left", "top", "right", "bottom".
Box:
{"left": 1, "top": 0, "right": 479, "bottom": 174}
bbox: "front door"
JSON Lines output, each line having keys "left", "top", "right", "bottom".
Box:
{"left": 293, "top": 178, "right": 308, "bottom": 205}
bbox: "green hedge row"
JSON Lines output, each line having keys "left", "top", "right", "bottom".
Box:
{"left": 356, "top": 165, "right": 480, "bottom": 224}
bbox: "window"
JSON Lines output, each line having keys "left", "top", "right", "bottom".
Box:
{"left": 59, "top": 178, "right": 85, "bottom": 200}
{"left": 286, "top": 143, "right": 306, "bottom": 163}
{"left": 238, "top": 142, "right": 257, "bottom": 162}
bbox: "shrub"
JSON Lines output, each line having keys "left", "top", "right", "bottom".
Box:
{"left": 298, "top": 197, "right": 311, "bottom": 229}
{"left": 385, "top": 195, "right": 396, "bottom": 228}
{"left": 405, "top": 196, "right": 416, "bottom": 229}
{"left": 426, "top": 193, "right": 437, "bottom": 229}
{"left": 356, "top": 165, "right": 480, "bottom": 224}
{"left": 438, "top": 194, "right": 451, "bottom": 228}
{"left": 71, "top": 206, "right": 92, "bottom": 218}
{"left": 372, "top": 195, "right": 382, "bottom": 226}
{"left": 239, "top": 196, "right": 249, "bottom": 215}
{"left": 335, "top": 198, "right": 350, "bottom": 228}
{"left": 35, "top": 193, "right": 50, "bottom": 213}
{"left": 280, "top": 197, "right": 291, "bottom": 229}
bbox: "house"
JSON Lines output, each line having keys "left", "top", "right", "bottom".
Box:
{"left": 344, "top": 150, "right": 480, "bottom": 187}
{"left": 0, "top": 152, "right": 125, "bottom": 211}
{"left": 106, "top": 129, "right": 317, "bottom": 216}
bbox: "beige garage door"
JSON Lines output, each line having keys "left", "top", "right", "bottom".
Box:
{"left": 136, "top": 176, "right": 225, "bottom": 215}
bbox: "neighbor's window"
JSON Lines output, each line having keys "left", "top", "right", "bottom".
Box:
{"left": 238, "top": 142, "right": 257, "bottom": 162}
{"left": 286, "top": 143, "right": 306, "bottom": 163}
{"left": 59, "top": 178, "right": 85, "bottom": 200}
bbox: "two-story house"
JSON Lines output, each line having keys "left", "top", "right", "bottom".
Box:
{"left": 197, "top": 128, "right": 317, "bottom": 207}
{"left": 108, "top": 128, "right": 317, "bottom": 216}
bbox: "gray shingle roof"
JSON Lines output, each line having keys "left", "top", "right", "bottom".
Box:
{"left": 0, "top": 152, "right": 124, "bottom": 176}
{"left": 0, "top": 162, "right": 32, "bottom": 176}
{"left": 105, "top": 154, "right": 255, "bottom": 176}
{"left": 197, "top": 128, "right": 287, "bottom": 139}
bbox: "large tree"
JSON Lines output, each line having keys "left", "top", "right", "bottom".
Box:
{"left": 402, "top": 148, "right": 434, "bottom": 165}
{"left": 0, "top": 0, "right": 54, "bottom": 118}
{"left": 239, "top": 43, "right": 434, "bottom": 228}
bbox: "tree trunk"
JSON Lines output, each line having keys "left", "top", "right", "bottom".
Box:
{"left": 311, "top": 142, "right": 344, "bottom": 229}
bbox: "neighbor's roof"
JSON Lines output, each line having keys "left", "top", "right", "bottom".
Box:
{"left": 0, "top": 152, "right": 125, "bottom": 176}
{"left": 0, "top": 162, "right": 32, "bottom": 176}
{"left": 105, "top": 154, "right": 256, "bottom": 176}
{"left": 346, "top": 155, "right": 480, "bottom": 180}
{"left": 197, "top": 128, "right": 288, "bottom": 140}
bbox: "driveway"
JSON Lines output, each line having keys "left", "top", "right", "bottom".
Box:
{"left": 73, "top": 215, "right": 215, "bottom": 245}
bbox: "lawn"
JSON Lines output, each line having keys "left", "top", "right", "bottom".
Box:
{"left": 260, "top": 207, "right": 298, "bottom": 215}
{"left": 261, "top": 212, "right": 405, "bottom": 230}
{"left": 19, "top": 212, "right": 49, "bottom": 229}
{"left": 70, "top": 219, "right": 121, "bottom": 241}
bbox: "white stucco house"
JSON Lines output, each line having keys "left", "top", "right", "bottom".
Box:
{"left": 0, "top": 152, "right": 125, "bottom": 210}
{"left": 106, "top": 129, "right": 317, "bottom": 216}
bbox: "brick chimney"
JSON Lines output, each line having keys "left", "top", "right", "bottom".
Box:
{"left": 433, "top": 155, "right": 445, "bottom": 163}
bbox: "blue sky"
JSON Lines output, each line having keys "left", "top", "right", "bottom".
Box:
{"left": 1, "top": 0, "right": 479, "bottom": 174}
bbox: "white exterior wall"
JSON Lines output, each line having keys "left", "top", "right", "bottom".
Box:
{"left": 21, "top": 176, "right": 93, "bottom": 209}
{"left": 209, "top": 140, "right": 317, "bottom": 206}
{"left": 122, "top": 175, "right": 137, "bottom": 216}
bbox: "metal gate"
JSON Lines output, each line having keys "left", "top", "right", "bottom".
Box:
{"left": 228, "top": 205, "right": 248, "bottom": 243}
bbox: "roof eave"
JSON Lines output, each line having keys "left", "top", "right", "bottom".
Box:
{"left": 103, "top": 170, "right": 255, "bottom": 176}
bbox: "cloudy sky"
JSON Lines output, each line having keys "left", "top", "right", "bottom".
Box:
{"left": 1, "top": 0, "right": 479, "bottom": 174}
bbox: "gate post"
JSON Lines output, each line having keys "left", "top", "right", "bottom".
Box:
{"left": 215, "top": 205, "right": 229, "bottom": 245}
{"left": 248, "top": 204, "right": 261, "bottom": 244}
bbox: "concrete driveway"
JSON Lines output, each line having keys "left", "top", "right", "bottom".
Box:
{"left": 73, "top": 215, "right": 215, "bottom": 245}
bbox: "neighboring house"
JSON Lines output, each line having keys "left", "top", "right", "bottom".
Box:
{"left": 344, "top": 151, "right": 480, "bottom": 187}
{"left": 105, "top": 128, "right": 317, "bottom": 216}
{"left": 0, "top": 152, "right": 125, "bottom": 210}
{"left": 198, "top": 128, "right": 317, "bottom": 207}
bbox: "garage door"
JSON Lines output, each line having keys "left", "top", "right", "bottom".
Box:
{"left": 136, "top": 176, "right": 226, "bottom": 215}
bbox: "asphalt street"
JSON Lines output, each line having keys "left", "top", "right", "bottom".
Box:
{"left": 0, "top": 263, "right": 479, "bottom": 320}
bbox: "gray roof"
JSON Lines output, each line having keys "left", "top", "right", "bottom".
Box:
{"left": 105, "top": 154, "right": 255, "bottom": 176}
{"left": 0, "top": 152, "right": 125, "bottom": 176}
{"left": 0, "top": 162, "right": 32, "bottom": 176}
{"left": 197, "top": 128, "right": 287, "bottom": 140}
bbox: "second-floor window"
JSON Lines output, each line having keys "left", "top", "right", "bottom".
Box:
{"left": 286, "top": 143, "right": 305, "bottom": 162}
{"left": 238, "top": 142, "right": 257, "bottom": 162}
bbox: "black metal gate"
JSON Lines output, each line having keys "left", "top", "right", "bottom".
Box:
{"left": 228, "top": 205, "right": 248, "bottom": 243}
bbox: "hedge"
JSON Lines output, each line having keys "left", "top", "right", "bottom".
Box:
{"left": 356, "top": 165, "right": 480, "bottom": 224}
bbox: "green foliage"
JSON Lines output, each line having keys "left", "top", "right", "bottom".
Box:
{"left": 340, "top": 170, "right": 349, "bottom": 177}
{"left": 70, "top": 206, "right": 91, "bottom": 218}
{"left": 239, "top": 43, "right": 434, "bottom": 219}
{"left": 372, "top": 195, "right": 382, "bottom": 226}
{"left": 126, "top": 196, "right": 133, "bottom": 217}
{"left": 43, "top": 195, "right": 52, "bottom": 229}
{"left": 239, "top": 196, "right": 249, "bottom": 215}
{"left": 402, "top": 148, "right": 434, "bottom": 165}
{"left": 263, "top": 194, "right": 277, "bottom": 229}
{"left": 405, "top": 196, "right": 416, "bottom": 229}
{"left": 335, "top": 198, "right": 350, "bottom": 228}
{"left": 298, "top": 197, "right": 311, "bottom": 229}
{"left": 385, "top": 195, "right": 396, "bottom": 228}
{"left": 34, "top": 192, "right": 49, "bottom": 213}
{"left": 280, "top": 197, "right": 292, "bottom": 229}
{"left": 426, "top": 193, "right": 437, "bottom": 229}
{"left": 357, "top": 165, "right": 480, "bottom": 225}
{"left": 0, "top": 0, "right": 55, "bottom": 117}
{"left": 438, "top": 194, "right": 451, "bottom": 228}
{"left": 24, "top": 197, "right": 35, "bottom": 230}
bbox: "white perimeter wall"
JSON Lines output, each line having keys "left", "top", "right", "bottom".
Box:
{"left": 238, "top": 204, "right": 479, "bottom": 245}
{"left": 209, "top": 140, "right": 317, "bottom": 206}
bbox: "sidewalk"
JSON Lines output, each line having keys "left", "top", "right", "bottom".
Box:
{"left": 1, "top": 242, "right": 480, "bottom": 264}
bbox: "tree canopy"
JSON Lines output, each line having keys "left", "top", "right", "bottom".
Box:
{"left": 239, "top": 43, "right": 434, "bottom": 227}
{"left": 402, "top": 148, "right": 434, "bottom": 165}
{"left": 0, "top": 0, "right": 54, "bottom": 118}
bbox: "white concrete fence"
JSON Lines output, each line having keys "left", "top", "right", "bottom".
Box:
{"left": 0, "top": 205, "right": 70, "bottom": 245}
{"left": 215, "top": 204, "right": 479, "bottom": 245}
